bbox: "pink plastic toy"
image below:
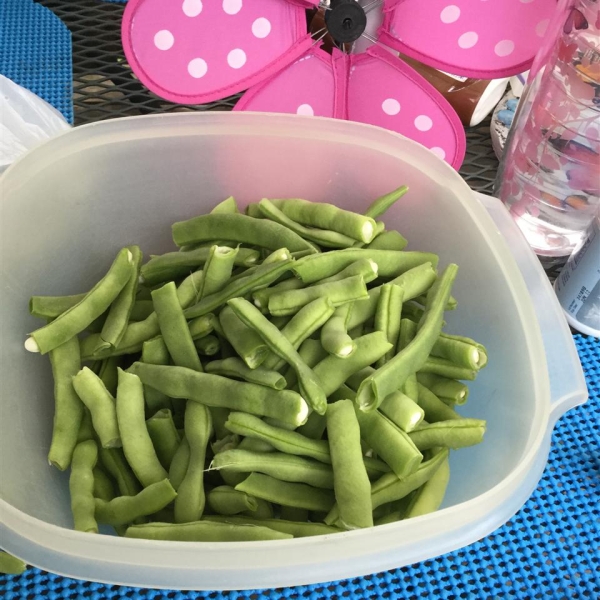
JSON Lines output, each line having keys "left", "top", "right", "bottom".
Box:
{"left": 122, "top": 0, "right": 557, "bottom": 169}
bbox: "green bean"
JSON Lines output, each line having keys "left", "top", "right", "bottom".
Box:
{"left": 313, "top": 332, "right": 393, "bottom": 396}
{"left": 27, "top": 248, "right": 134, "bottom": 354}
{"left": 172, "top": 213, "right": 315, "bottom": 253}
{"left": 206, "top": 486, "right": 258, "bottom": 515}
{"left": 168, "top": 436, "right": 190, "bottom": 491}
{"left": 355, "top": 264, "right": 458, "bottom": 411}
{"left": 146, "top": 409, "right": 181, "bottom": 470}
{"left": 152, "top": 282, "right": 203, "bottom": 372}
{"left": 293, "top": 249, "right": 437, "bottom": 284}
{"left": 373, "top": 494, "right": 416, "bottom": 525}
{"left": 95, "top": 478, "right": 177, "bottom": 526}
{"left": 250, "top": 498, "right": 274, "bottom": 519}
{"left": 431, "top": 333, "right": 487, "bottom": 370}
{"left": 346, "top": 263, "right": 438, "bottom": 331}
{"left": 252, "top": 277, "right": 305, "bottom": 311}
{"left": 416, "top": 384, "right": 461, "bottom": 422}
{"left": 77, "top": 408, "right": 95, "bottom": 443}
{"left": 194, "top": 334, "right": 220, "bottom": 356}
{"left": 365, "top": 230, "right": 408, "bottom": 251}
{"left": 364, "top": 185, "right": 409, "bottom": 219}
{"left": 93, "top": 466, "right": 116, "bottom": 501}
{"left": 266, "top": 198, "right": 378, "bottom": 243}
{"left": 140, "top": 337, "right": 172, "bottom": 413}
{"left": 199, "top": 246, "right": 241, "bottom": 299}
{"left": 47, "top": 336, "right": 83, "bottom": 470}
{"left": 212, "top": 433, "right": 239, "bottom": 455}
{"left": 212, "top": 449, "right": 334, "bottom": 489}
{"left": 128, "top": 363, "right": 309, "bottom": 426}
{"left": 401, "top": 302, "right": 426, "bottom": 323}
{"left": 295, "top": 410, "right": 328, "bottom": 441}
{"left": 404, "top": 457, "right": 450, "bottom": 518}
{"left": 268, "top": 275, "right": 368, "bottom": 317}
{"left": 69, "top": 440, "right": 98, "bottom": 533}
{"left": 205, "top": 358, "right": 286, "bottom": 390}
{"left": 99, "top": 447, "right": 140, "bottom": 496}
{"left": 320, "top": 304, "right": 355, "bottom": 358}
{"left": 379, "top": 391, "right": 424, "bottom": 433}
{"left": 116, "top": 369, "right": 167, "bottom": 487}
{"left": 417, "top": 373, "right": 469, "bottom": 406}
{"left": 352, "top": 220, "right": 385, "bottom": 247}
{"left": 29, "top": 293, "right": 86, "bottom": 319}
{"left": 188, "top": 314, "right": 216, "bottom": 340}
{"left": 403, "top": 374, "right": 420, "bottom": 404}
{"left": 279, "top": 507, "right": 309, "bottom": 522}
{"left": 235, "top": 473, "right": 335, "bottom": 512}
{"left": 209, "top": 407, "right": 231, "bottom": 440}
{"left": 414, "top": 294, "right": 457, "bottom": 312}
{"left": 125, "top": 520, "right": 292, "bottom": 541}
{"left": 370, "top": 447, "right": 449, "bottom": 510}
{"left": 227, "top": 298, "right": 327, "bottom": 415}
{"left": 72, "top": 367, "right": 121, "bottom": 449}
{"left": 259, "top": 199, "right": 357, "bottom": 248}
{"left": 354, "top": 408, "right": 422, "bottom": 478}
{"left": 184, "top": 259, "right": 293, "bottom": 321}
{"left": 219, "top": 305, "right": 268, "bottom": 368}
{"left": 130, "top": 299, "right": 155, "bottom": 321}
{"left": 262, "top": 297, "right": 335, "bottom": 370}
{"left": 398, "top": 317, "right": 417, "bottom": 349}
{"left": 174, "top": 402, "right": 212, "bottom": 523}
{"left": 207, "top": 515, "right": 339, "bottom": 537}
{"left": 408, "top": 418, "right": 486, "bottom": 450}
{"left": 238, "top": 437, "right": 274, "bottom": 453}
{"left": 327, "top": 400, "right": 373, "bottom": 529}
{"left": 419, "top": 357, "right": 476, "bottom": 381}
{"left": 316, "top": 258, "right": 379, "bottom": 286}
{"left": 141, "top": 246, "right": 258, "bottom": 287}
{"left": 93, "top": 246, "right": 142, "bottom": 353}
{"left": 0, "top": 552, "right": 27, "bottom": 575}
{"left": 98, "top": 356, "right": 120, "bottom": 397}
{"left": 245, "top": 202, "right": 264, "bottom": 218}
{"left": 374, "top": 283, "right": 403, "bottom": 366}
{"left": 211, "top": 195, "right": 239, "bottom": 214}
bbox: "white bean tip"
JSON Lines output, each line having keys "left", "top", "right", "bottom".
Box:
{"left": 24, "top": 337, "right": 40, "bottom": 353}
{"left": 138, "top": 275, "right": 145, "bottom": 284}
{"left": 337, "top": 344, "right": 354, "bottom": 358}
{"left": 368, "top": 259, "right": 379, "bottom": 274}
{"left": 127, "top": 249, "right": 134, "bottom": 263}
{"left": 296, "top": 398, "right": 310, "bottom": 425}
{"left": 362, "top": 221, "right": 375, "bottom": 242}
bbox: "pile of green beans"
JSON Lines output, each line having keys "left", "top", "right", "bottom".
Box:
{"left": 24, "top": 186, "right": 488, "bottom": 545}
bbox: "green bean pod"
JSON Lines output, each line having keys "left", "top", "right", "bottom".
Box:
{"left": 127, "top": 363, "right": 309, "bottom": 427}
{"left": 374, "top": 283, "right": 404, "bottom": 367}
{"left": 320, "top": 304, "right": 355, "bottom": 358}
{"left": 95, "top": 478, "right": 177, "bottom": 526}
{"left": 227, "top": 298, "right": 327, "bottom": 415}
{"left": 205, "top": 516, "right": 340, "bottom": 538}
{"left": 29, "top": 293, "right": 86, "bottom": 319}
{"left": 174, "top": 402, "right": 212, "bottom": 523}
{"left": 205, "top": 358, "right": 286, "bottom": 390}
{"left": 212, "top": 449, "right": 334, "bottom": 489}
{"left": 168, "top": 436, "right": 190, "bottom": 491}
{"left": 268, "top": 275, "right": 368, "bottom": 317}
{"left": 194, "top": 334, "right": 220, "bottom": 356}
{"left": 69, "top": 440, "right": 98, "bottom": 533}
{"left": 355, "top": 264, "right": 458, "bottom": 411}
{"left": 419, "top": 357, "right": 477, "bottom": 381}
{"left": 252, "top": 277, "right": 305, "bottom": 312}
{"left": 125, "top": 520, "right": 292, "bottom": 541}
{"left": 365, "top": 230, "right": 408, "bottom": 251}
{"left": 379, "top": 391, "right": 425, "bottom": 433}
{"left": 416, "top": 384, "right": 461, "bottom": 422}
{"left": 152, "top": 282, "right": 203, "bottom": 372}
{"left": 0, "top": 552, "right": 27, "bottom": 575}
{"left": 129, "top": 300, "right": 155, "bottom": 321}
{"left": 48, "top": 336, "right": 83, "bottom": 470}
{"left": 206, "top": 486, "right": 258, "bottom": 515}
{"left": 327, "top": 400, "right": 373, "bottom": 529}
{"left": 116, "top": 369, "right": 168, "bottom": 487}
{"left": 417, "top": 373, "right": 470, "bottom": 406}
{"left": 77, "top": 409, "right": 95, "bottom": 443}
{"left": 72, "top": 367, "right": 121, "bottom": 449}
{"left": 28, "top": 248, "right": 134, "bottom": 354}
{"left": 408, "top": 418, "right": 486, "bottom": 450}
{"left": 140, "top": 337, "right": 172, "bottom": 414}
{"left": 146, "top": 409, "right": 181, "bottom": 470}
{"left": 404, "top": 457, "right": 450, "bottom": 519}
{"left": 219, "top": 305, "right": 268, "bottom": 368}
{"left": 199, "top": 245, "right": 241, "bottom": 299}
{"left": 211, "top": 196, "right": 239, "bottom": 214}
{"left": 235, "top": 473, "right": 335, "bottom": 513}
{"left": 364, "top": 185, "right": 409, "bottom": 219}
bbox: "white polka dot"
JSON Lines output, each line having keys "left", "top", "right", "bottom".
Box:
{"left": 458, "top": 31, "right": 478, "bottom": 49}
{"left": 227, "top": 48, "right": 247, "bottom": 69}
{"left": 182, "top": 0, "right": 202, "bottom": 17}
{"left": 382, "top": 98, "right": 401, "bottom": 115}
{"left": 536, "top": 19, "right": 550, "bottom": 37}
{"left": 188, "top": 58, "right": 208, "bottom": 78}
{"left": 414, "top": 115, "right": 433, "bottom": 131}
{"left": 154, "top": 30, "right": 174, "bottom": 51}
{"left": 223, "top": 0, "right": 242, "bottom": 15}
{"left": 440, "top": 5, "right": 460, "bottom": 24}
{"left": 495, "top": 40, "right": 515, "bottom": 57}
{"left": 252, "top": 17, "right": 271, "bottom": 39}
{"left": 297, "top": 104, "right": 314, "bottom": 116}
{"left": 430, "top": 147, "right": 446, "bottom": 160}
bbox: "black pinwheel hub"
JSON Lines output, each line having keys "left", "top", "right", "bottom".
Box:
{"left": 325, "top": 0, "right": 367, "bottom": 44}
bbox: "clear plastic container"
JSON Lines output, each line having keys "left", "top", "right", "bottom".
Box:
{"left": 0, "top": 113, "right": 587, "bottom": 590}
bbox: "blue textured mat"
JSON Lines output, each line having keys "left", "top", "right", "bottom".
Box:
{"left": 0, "top": 0, "right": 73, "bottom": 123}
{"left": 1, "top": 334, "right": 598, "bottom": 598}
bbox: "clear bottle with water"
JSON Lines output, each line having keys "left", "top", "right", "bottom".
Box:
{"left": 495, "top": 0, "right": 599, "bottom": 259}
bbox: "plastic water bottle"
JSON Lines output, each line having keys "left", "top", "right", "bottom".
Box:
{"left": 495, "top": 0, "right": 599, "bottom": 259}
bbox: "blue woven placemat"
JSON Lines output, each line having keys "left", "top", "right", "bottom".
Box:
{"left": 2, "top": 334, "right": 598, "bottom": 598}
{"left": 0, "top": 0, "right": 73, "bottom": 123}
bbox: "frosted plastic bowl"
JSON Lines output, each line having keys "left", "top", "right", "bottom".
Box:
{"left": 0, "top": 113, "right": 587, "bottom": 590}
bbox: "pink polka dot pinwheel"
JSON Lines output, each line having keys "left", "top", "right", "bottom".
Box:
{"left": 122, "top": 0, "right": 557, "bottom": 169}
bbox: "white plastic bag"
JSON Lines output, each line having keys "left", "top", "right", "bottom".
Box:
{"left": 0, "top": 75, "right": 71, "bottom": 173}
